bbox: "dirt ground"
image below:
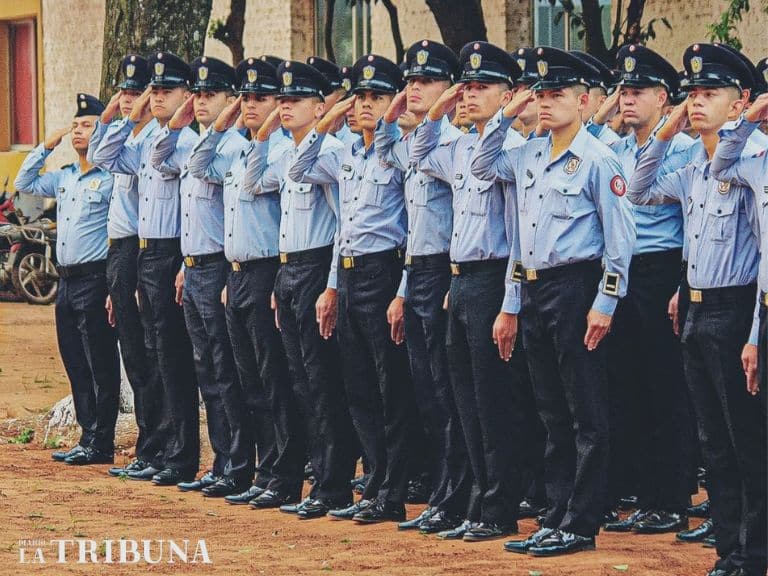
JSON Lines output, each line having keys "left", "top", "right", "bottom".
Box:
{"left": 0, "top": 302, "right": 717, "bottom": 575}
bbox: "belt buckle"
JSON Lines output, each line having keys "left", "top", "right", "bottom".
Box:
{"left": 107, "top": 238, "right": 113, "bottom": 247}
{"left": 231, "top": 262, "right": 241, "bottom": 272}
{"left": 279, "top": 253, "right": 288, "bottom": 264}
{"left": 184, "top": 256, "right": 195, "bottom": 268}
{"left": 763, "top": 292, "right": 768, "bottom": 306}
{"left": 342, "top": 256, "right": 355, "bottom": 270}
{"left": 450, "top": 263, "right": 460, "bottom": 276}
{"left": 139, "top": 238, "right": 148, "bottom": 249}
{"left": 525, "top": 268, "right": 538, "bottom": 281}
{"left": 690, "top": 289, "right": 703, "bottom": 303}
{"left": 405, "top": 255, "right": 412, "bottom": 266}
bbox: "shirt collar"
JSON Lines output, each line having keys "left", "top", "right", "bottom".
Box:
{"left": 547, "top": 124, "right": 590, "bottom": 165}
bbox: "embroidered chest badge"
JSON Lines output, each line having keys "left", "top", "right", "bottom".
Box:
{"left": 717, "top": 180, "right": 731, "bottom": 194}
{"left": 88, "top": 178, "right": 101, "bottom": 191}
{"left": 610, "top": 175, "right": 626, "bottom": 196}
{"left": 564, "top": 157, "right": 581, "bottom": 175}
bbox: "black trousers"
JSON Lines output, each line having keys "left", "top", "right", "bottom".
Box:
{"left": 682, "top": 284, "right": 766, "bottom": 576}
{"left": 184, "top": 259, "right": 245, "bottom": 480}
{"left": 521, "top": 260, "right": 609, "bottom": 537}
{"left": 274, "top": 249, "right": 357, "bottom": 503}
{"left": 337, "top": 250, "right": 415, "bottom": 505}
{"left": 55, "top": 266, "right": 120, "bottom": 452}
{"left": 447, "top": 259, "right": 526, "bottom": 526}
{"left": 405, "top": 255, "right": 472, "bottom": 516}
{"left": 760, "top": 296, "right": 767, "bottom": 393}
{"left": 106, "top": 237, "right": 162, "bottom": 464}
{"left": 227, "top": 259, "right": 304, "bottom": 496}
{"left": 605, "top": 248, "right": 694, "bottom": 510}
{"left": 137, "top": 241, "right": 198, "bottom": 474}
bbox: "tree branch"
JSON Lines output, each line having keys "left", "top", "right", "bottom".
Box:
{"left": 379, "top": 0, "right": 404, "bottom": 63}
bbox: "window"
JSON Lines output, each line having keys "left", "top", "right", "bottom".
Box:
{"left": 314, "top": 0, "right": 371, "bottom": 66}
{"left": 533, "top": 0, "right": 612, "bottom": 52}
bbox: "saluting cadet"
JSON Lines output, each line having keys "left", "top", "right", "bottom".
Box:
{"left": 409, "top": 41, "right": 531, "bottom": 543}
{"left": 16, "top": 94, "right": 121, "bottom": 466}
{"left": 472, "top": 47, "right": 635, "bottom": 556}
{"left": 308, "top": 56, "right": 357, "bottom": 147}
{"left": 372, "top": 39, "right": 472, "bottom": 534}
{"left": 588, "top": 44, "right": 697, "bottom": 533}
{"left": 234, "top": 59, "right": 359, "bottom": 517}
{"left": 150, "top": 56, "right": 251, "bottom": 497}
{"left": 92, "top": 52, "right": 200, "bottom": 486}
{"left": 87, "top": 55, "right": 163, "bottom": 478}
{"left": 286, "top": 54, "right": 416, "bottom": 524}
{"left": 628, "top": 43, "right": 765, "bottom": 576}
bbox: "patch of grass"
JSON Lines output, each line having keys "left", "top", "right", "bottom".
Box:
{"left": 117, "top": 472, "right": 128, "bottom": 482}
{"left": 43, "top": 435, "right": 62, "bottom": 449}
{"left": 10, "top": 428, "right": 34, "bottom": 444}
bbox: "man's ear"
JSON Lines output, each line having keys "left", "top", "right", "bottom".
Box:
{"left": 314, "top": 101, "right": 326, "bottom": 119}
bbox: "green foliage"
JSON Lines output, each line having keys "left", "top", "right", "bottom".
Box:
{"left": 708, "top": 0, "right": 752, "bottom": 50}
{"left": 10, "top": 428, "right": 34, "bottom": 444}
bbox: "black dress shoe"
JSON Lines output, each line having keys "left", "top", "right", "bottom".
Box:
{"left": 398, "top": 506, "right": 437, "bottom": 530}
{"left": 353, "top": 499, "right": 406, "bottom": 524}
{"left": 618, "top": 495, "right": 639, "bottom": 510}
{"left": 707, "top": 569, "right": 749, "bottom": 576}
{"left": 64, "top": 447, "right": 114, "bottom": 465}
{"left": 602, "top": 509, "right": 620, "bottom": 524}
{"left": 504, "top": 527, "right": 555, "bottom": 554}
{"left": 202, "top": 477, "right": 248, "bottom": 497}
{"left": 463, "top": 522, "right": 517, "bottom": 542}
{"left": 127, "top": 465, "right": 161, "bottom": 481}
{"left": 419, "top": 510, "right": 465, "bottom": 534}
{"left": 298, "top": 498, "right": 352, "bottom": 520}
{"left": 687, "top": 500, "right": 710, "bottom": 518}
{"left": 528, "top": 530, "right": 596, "bottom": 557}
{"left": 152, "top": 468, "right": 193, "bottom": 486}
{"left": 52, "top": 445, "right": 85, "bottom": 462}
{"left": 604, "top": 509, "right": 649, "bottom": 532}
{"left": 436, "top": 520, "right": 474, "bottom": 540}
{"left": 676, "top": 518, "right": 714, "bottom": 543}
{"left": 702, "top": 534, "right": 717, "bottom": 548}
{"left": 250, "top": 489, "right": 300, "bottom": 509}
{"left": 177, "top": 471, "right": 218, "bottom": 492}
{"left": 328, "top": 499, "right": 372, "bottom": 520}
{"left": 108, "top": 459, "right": 149, "bottom": 477}
{"left": 281, "top": 497, "right": 311, "bottom": 513}
{"left": 519, "top": 499, "right": 547, "bottom": 518}
{"left": 633, "top": 511, "right": 688, "bottom": 534}
{"left": 225, "top": 485, "right": 266, "bottom": 505}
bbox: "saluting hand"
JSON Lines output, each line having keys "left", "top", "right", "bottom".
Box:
{"left": 316, "top": 288, "right": 337, "bottom": 339}
{"left": 591, "top": 87, "right": 621, "bottom": 126}
{"left": 428, "top": 84, "right": 464, "bottom": 122}
{"left": 44, "top": 125, "right": 72, "bottom": 150}
{"left": 656, "top": 101, "right": 689, "bottom": 141}
{"left": 502, "top": 88, "right": 535, "bottom": 120}
{"left": 745, "top": 92, "right": 768, "bottom": 123}
{"left": 387, "top": 296, "right": 405, "bottom": 345}
{"left": 256, "top": 107, "right": 282, "bottom": 142}
{"left": 128, "top": 87, "right": 153, "bottom": 123}
{"left": 214, "top": 95, "right": 243, "bottom": 133}
{"left": 742, "top": 343, "right": 760, "bottom": 395}
{"left": 168, "top": 94, "right": 196, "bottom": 130}
{"left": 317, "top": 96, "right": 356, "bottom": 135}
{"left": 492, "top": 312, "right": 517, "bottom": 361}
{"left": 584, "top": 308, "right": 612, "bottom": 351}
{"left": 383, "top": 90, "right": 408, "bottom": 124}
{"left": 101, "top": 92, "right": 122, "bottom": 124}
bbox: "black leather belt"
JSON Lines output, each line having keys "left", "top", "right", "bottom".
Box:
{"left": 405, "top": 253, "right": 450, "bottom": 269}
{"left": 450, "top": 258, "right": 506, "bottom": 276}
{"left": 279, "top": 245, "right": 333, "bottom": 265}
{"left": 183, "top": 252, "right": 226, "bottom": 268}
{"left": 108, "top": 235, "right": 138, "bottom": 248}
{"left": 56, "top": 259, "right": 107, "bottom": 279}
{"left": 231, "top": 257, "right": 279, "bottom": 272}
{"left": 340, "top": 248, "right": 403, "bottom": 270}
{"left": 138, "top": 237, "right": 181, "bottom": 251}
{"left": 688, "top": 284, "right": 757, "bottom": 305}
{"left": 515, "top": 259, "right": 601, "bottom": 283}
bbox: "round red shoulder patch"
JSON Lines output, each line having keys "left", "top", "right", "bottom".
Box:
{"left": 610, "top": 175, "right": 626, "bottom": 196}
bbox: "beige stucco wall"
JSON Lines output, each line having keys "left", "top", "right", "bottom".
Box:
{"left": 41, "top": 0, "right": 105, "bottom": 169}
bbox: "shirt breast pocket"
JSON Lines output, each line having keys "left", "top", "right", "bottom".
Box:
{"left": 469, "top": 180, "right": 494, "bottom": 216}
{"left": 364, "top": 166, "right": 394, "bottom": 207}
{"left": 340, "top": 170, "right": 356, "bottom": 203}
{"left": 85, "top": 190, "right": 107, "bottom": 216}
{"left": 410, "top": 174, "right": 434, "bottom": 207}
{"left": 549, "top": 184, "right": 583, "bottom": 220}
{"left": 706, "top": 198, "right": 737, "bottom": 242}
{"left": 290, "top": 182, "right": 315, "bottom": 210}
{"left": 195, "top": 182, "right": 216, "bottom": 200}
{"left": 156, "top": 171, "right": 178, "bottom": 199}
{"left": 118, "top": 175, "right": 135, "bottom": 193}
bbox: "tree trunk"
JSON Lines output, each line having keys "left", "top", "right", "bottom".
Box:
{"left": 210, "top": 0, "right": 246, "bottom": 64}
{"left": 425, "top": 0, "right": 488, "bottom": 55}
{"left": 380, "top": 0, "right": 405, "bottom": 64}
{"left": 581, "top": 0, "right": 610, "bottom": 63}
{"left": 623, "top": 0, "right": 647, "bottom": 46}
{"left": 99, "top": 0, "right": 214, "bottom": 101}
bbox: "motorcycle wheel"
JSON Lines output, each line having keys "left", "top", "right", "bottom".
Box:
{"left": 12, "top": 250, "right": 58, "bottom": 305}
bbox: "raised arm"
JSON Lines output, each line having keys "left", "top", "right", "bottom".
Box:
{"left": 188, "top": 128, "right": 245, "bottom": 184}
{"left": 14, "top": 144, "right": 61, "bottom": 198}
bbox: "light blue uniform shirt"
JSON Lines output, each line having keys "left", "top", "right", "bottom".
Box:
{"left": 628, "top": 134, "right": 760, "bottom": 344}
{"left": 15, "top": 144, "right": 113, "bottom": 266}
{"left": 589, "top": 120, "right": 694, "bottom": 254}
{"left": 91, "top": 118, "right": 197, "bottom": 239}
{"left": 375, "top": 117, "right": 461, "bottom": 257}
{"left": 472, "top": 111, "right": 636, "bottom": 317}
{"left": 333, "top": 124, "right": 359, "bottom": 147}
{"left": 711, "top": 115, "right": 768, "bottom": 344}
{"left": 152, "top": 125, "right": 229, "bottom": 256}
{"left": 188, "top": 127, "right": 293, "bottom": 263}
{"left": 88, "top": 119, "right": 159, "bottom": 239}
